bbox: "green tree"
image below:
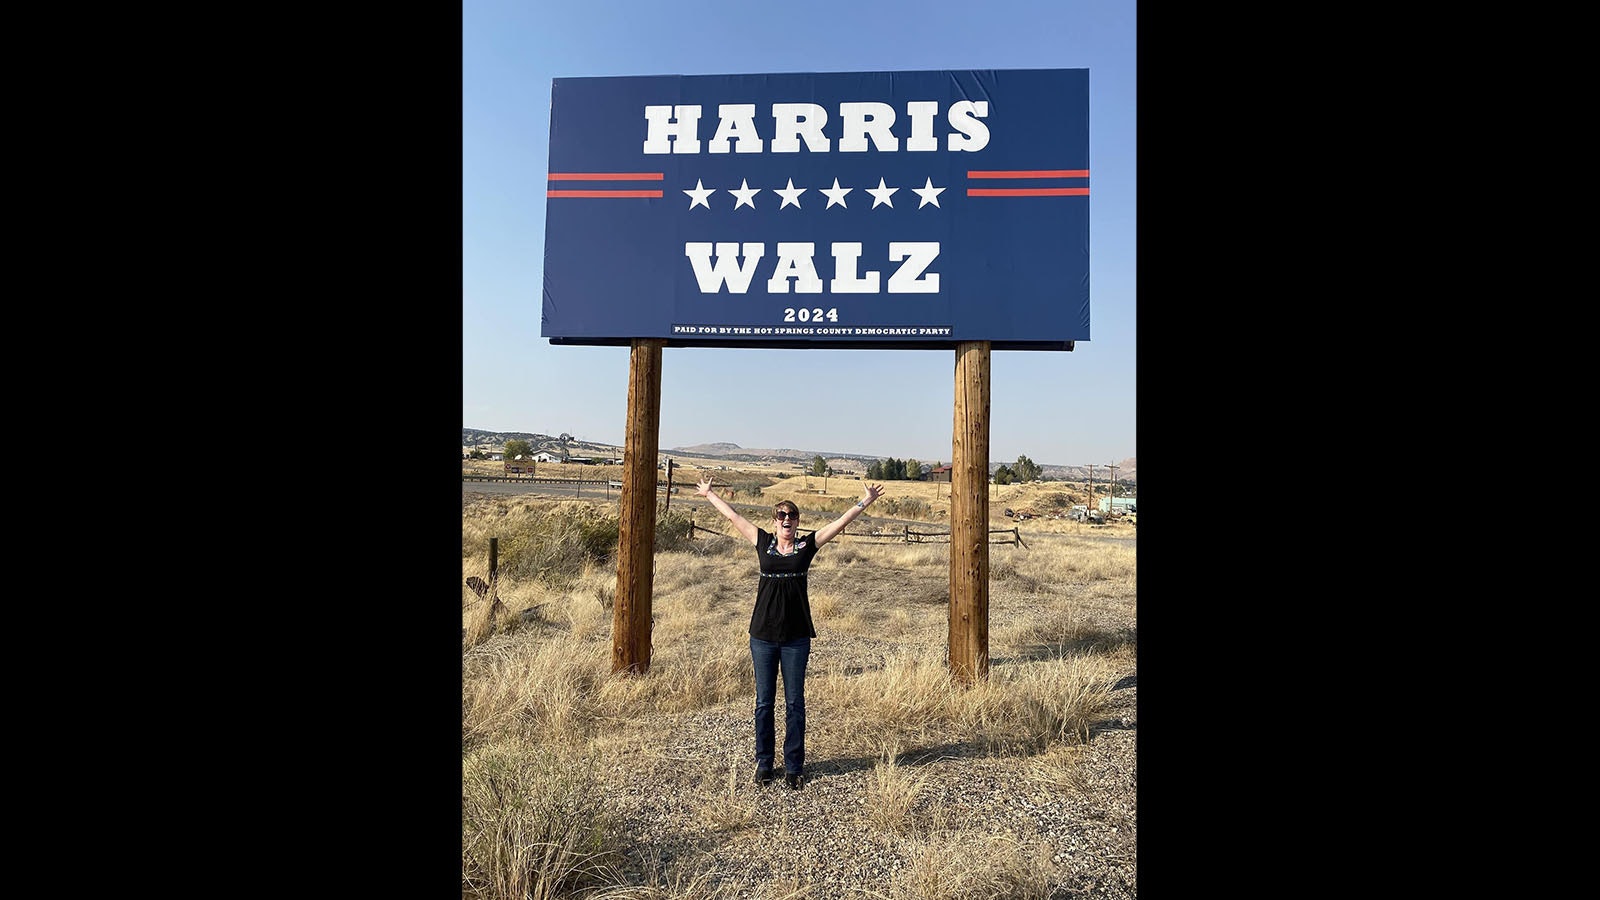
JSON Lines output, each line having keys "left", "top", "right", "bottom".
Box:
{"left": 1013, "top": 454, "right": 1041, "bottom": 483}
{"left": 867, "top": 460, "right": 883, "bottom": 480}
{"left": 906, "top": 458, "right": 922, "bottom": 481}
{"left": 994, "top": 464, "right": 1015, "bottom": 485}
{"left": 810, "top": 455, "right": 827, "bottom": 476}
{"left": 504, "top": 439, "right": 533, "bottom": 460}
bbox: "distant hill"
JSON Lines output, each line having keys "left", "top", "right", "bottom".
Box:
{"left": 669, "top": 441, "right": 881, "bottom": 468}
{"left": 464, "top": 427, "right": 1133, "bottom": 485}
{"left": 462, "top": 428, "right": 622, "bottom": 459}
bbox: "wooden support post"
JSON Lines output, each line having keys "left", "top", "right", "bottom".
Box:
{"left": 950, "top": 341, "right": 991, "bottom": 685}
{"left": 488, "top": 536, "right": 506, "bottom": 623}
{"left": 488, "top": 537, "right": 498, "bottom": 588}
{"left": 613, "top": 339, "right": 663, "bottom": 675}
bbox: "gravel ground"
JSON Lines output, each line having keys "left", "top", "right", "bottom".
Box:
{"left": 589, "top": 632, "right": 1136, "bottom": 898}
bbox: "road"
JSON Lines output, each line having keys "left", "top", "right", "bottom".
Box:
{"left": 463, "top": 480, "right": 770, "bottom": 521}
{"left": 463, "top": 479, "right": 633, "bottom": 501}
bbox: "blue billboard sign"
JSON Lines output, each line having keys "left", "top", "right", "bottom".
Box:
{"left": 542, "top": 68, "right": 1088, "bottom": 350}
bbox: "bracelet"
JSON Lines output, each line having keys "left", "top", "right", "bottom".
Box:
{"left": 855, "top": 500, "right": 866, "bottom": 509}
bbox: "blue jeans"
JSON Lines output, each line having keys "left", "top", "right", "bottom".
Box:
{"left": 750, "top": 636, "right": 810, "bottom": 775}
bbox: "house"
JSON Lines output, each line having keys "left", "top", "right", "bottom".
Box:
{"left": 928, "top": 465, "right": 953, "bottom": 483}
{"left": 504, "top": 451, "right": 564, "bottom": 474}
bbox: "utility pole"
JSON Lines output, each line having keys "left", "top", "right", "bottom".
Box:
{"left": 664, "top": 457, "right": 675, "bottom": 512}
{"left": 1087, "top": 464, "right": 1095, "bottom": 511}
{"left": 1106, "top": 463, "right": 1119, "bottom": 514}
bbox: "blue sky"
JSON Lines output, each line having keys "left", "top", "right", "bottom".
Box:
{"left": 463, "top": 0, "right": 1135, "bottom": 469}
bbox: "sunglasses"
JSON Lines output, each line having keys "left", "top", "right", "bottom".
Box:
{"left": 774, "top": 511, "right": 799, "bottom": 521}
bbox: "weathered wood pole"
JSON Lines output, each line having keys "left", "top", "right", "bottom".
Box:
{"left": 488, "top": 536, "right": 505, "bottom": 624}
{"left": 613, "top": 338, "right": 663, "bottom": 674}
{"left": 950, "top": 341, "right": 991, "bottom": 684}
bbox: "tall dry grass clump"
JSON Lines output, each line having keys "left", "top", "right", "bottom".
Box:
{"left": 461, "top": 497, "right": 616, "bottom": 585}
{"left": 462, "top": 636, "right": 611, "bottom": 750}
{"left": 461, "top": 740, "right": 627, "bottom": 900}
{"left": 462, "top": 497, "right": 695, "bottom": 593}
{"left": 893, "top": 832, "right": 1062, "bottom": 900}
{"left": 812, "top": 642, "right": 1119, "bottom": 759}
{"left": 694, "top": 750, "right": 759, "bottom": 834}
{"left": 958, "top": 655, "right": 1122, "bottom": 751}
{"left": 594, "top": 641, "right": 749, "bottom": 715}
{"left": 818, "top": 644, "right": 963, "bottom": 751}
{"left": 865, "top": 747, "right": 936, "bottom": 834}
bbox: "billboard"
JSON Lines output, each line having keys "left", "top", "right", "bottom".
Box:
{"left": 542, "top": 68, "right": 1088, "bottom": 350}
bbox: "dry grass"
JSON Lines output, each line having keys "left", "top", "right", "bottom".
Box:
{"left": 727, "top": 472, "right": 1133, "bottom": 534}
{"left": 865, "top": 748, "right": 935, "bottom": 834}
{"left": 695, "top": 750, "right": 760, "bottom": 834}
{"left": 892, "top": 832, "right": 1062, "bottom": 900}
{"left": 461, "top": 492, "right": 1135, "bottom": 899}
{"left": 461, "top": 740, "right": 629, "bottom": 899}
{"left": 464, "top": 458, "right": 1134, "bottom": 533}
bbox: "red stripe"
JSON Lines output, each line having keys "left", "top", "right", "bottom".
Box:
{"left": 547, "top": 190, "right": 664, "bottom": 198}
{"left": 967, "top": 188, "right": 1090, "bottom": 197}
{"left": 967, "top": 169, "right": 1089, "bottom": 179}
{"left": 547, "top": 172, "right": 664, "bottom": 181}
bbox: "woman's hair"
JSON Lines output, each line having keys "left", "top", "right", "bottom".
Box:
{"left": 773, "top": 500, "right": 800, "bottom": 517}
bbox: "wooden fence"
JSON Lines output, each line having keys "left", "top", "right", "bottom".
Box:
{"left": 688, "top": 514, "right": 1025, "bottom": 547}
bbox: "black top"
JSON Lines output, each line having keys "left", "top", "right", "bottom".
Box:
{"left": 749, "top": 527, "right": 820, "bottom": 641}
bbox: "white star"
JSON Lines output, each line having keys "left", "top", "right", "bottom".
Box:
{"left": 912, "top": 177, "right": 947, "bottom": 209}
{"left": 683, "top": 178, "right": 713, "bottom": 209}
{"left": 867, "top": 178, "right": 899, "bottom": 209}
{"left": 774, "top": 178, "right": 805, "bottom": 209}
{"left": 821, "top": 178, "right": 852, "bottom": 209}
{"left": 728, "top": 179, "right": 759, "bottom": 209}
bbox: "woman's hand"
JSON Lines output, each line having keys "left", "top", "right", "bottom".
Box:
{"left": 697, "top": 476, "right": 757, "bottom": 544}
{"left": 861, "top": 483, "right": 885, "bottom": 506}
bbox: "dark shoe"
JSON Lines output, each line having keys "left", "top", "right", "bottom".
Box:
{"left": 754, "top": 767, "right": 775, "bottom": 785}
{"left": 784, "top": 772, "right": 804, "bottom": 790}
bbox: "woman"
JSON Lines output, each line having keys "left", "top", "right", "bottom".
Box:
{"left": 695, "top": 476, "right": 886, "bottom": 789}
